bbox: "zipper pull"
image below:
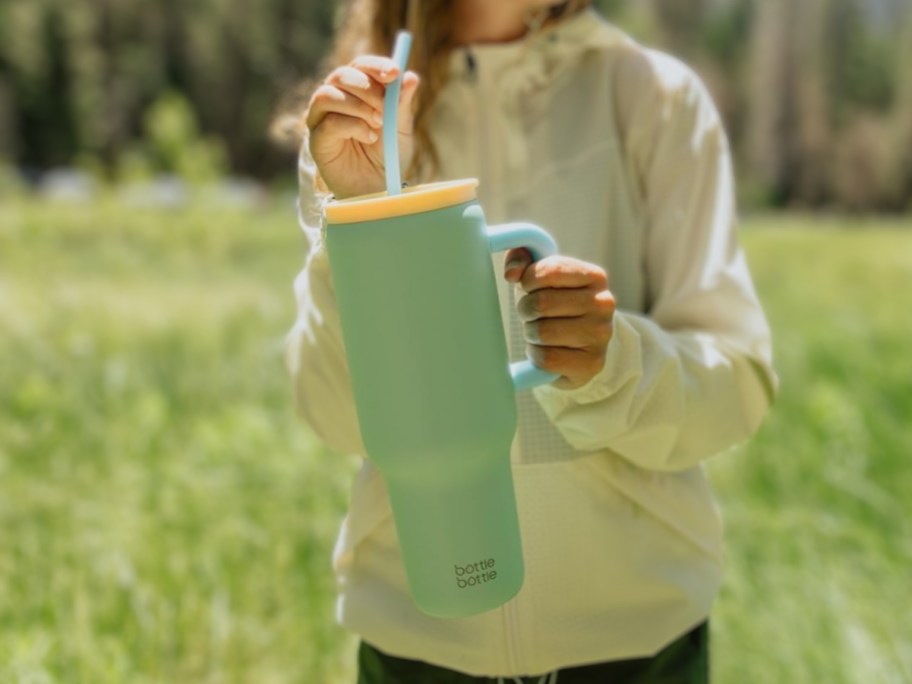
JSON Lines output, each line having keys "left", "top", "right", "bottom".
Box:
{"left": 464, "top": 48, "right": 477, "bottom": 83}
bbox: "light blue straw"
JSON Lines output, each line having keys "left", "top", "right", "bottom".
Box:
{"left": 384, "top": 31, "right": 412, "bottom": 197}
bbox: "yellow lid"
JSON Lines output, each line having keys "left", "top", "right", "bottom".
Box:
{"left": 324, "top": 179, "right": 479, "bottom": 225}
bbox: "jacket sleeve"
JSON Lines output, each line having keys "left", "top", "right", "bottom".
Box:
{"left": 284, "top": 143, "right": 366, "bottom": 456}
{"left": 531, "top": 51, "right": 778, "bottom": 472}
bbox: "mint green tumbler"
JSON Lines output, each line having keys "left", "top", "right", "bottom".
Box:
{"left": 323, "top": 178, "right": 560, "bottom": 618}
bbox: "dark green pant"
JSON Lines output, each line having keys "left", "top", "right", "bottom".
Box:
{"left": 357, "top": 621, "right": 708, "bottom": 683}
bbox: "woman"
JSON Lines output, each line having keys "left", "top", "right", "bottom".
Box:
{"left": 286, "top": 1, "right": 777, "bottom": 682}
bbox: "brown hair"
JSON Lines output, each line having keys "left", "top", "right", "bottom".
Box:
{"left": 277, "top": 1, "right": 591, "bottom": 181}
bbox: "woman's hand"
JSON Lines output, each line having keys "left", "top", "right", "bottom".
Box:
{"left": 306, "top": 56, "right": 420, "bottom": 200}
{"left": 504, "top": 249, "right": 616, "bottom": 390}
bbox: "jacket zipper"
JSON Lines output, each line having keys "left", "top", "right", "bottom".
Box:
{"left": 467, "top": 46, "right": 523, "bottom": 676}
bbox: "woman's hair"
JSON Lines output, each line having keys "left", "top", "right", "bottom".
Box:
{"left": 281, "top": 0, "right": 591, "bottom": 181}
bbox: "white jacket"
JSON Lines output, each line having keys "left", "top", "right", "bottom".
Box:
{"left": 286, "top": 9, "right": 777, "bottom": 679}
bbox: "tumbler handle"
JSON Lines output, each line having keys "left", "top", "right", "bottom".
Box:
{"left": 486, "top": 222, "right": 562, "bottom": 392}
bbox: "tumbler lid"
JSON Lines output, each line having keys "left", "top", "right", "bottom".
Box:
{"left": 324, "top": 179, "right": 478, "bottom": 225}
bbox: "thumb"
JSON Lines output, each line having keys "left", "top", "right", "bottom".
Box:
{"left": 504, "top": 248, "right": 533, "bottom": 283}
{"left": 397, "top": 71, "right": 420, "bottom": 132}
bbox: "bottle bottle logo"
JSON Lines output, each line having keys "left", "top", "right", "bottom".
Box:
{"left": 454, "top": 558, "right": 498, "bottom": 588}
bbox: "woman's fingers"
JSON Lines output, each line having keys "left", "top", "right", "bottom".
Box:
{"left": 523, "top": 315, "right": 613, "bottom": 349}
{"left": 304, "top": 55, "right": 419, "bottom": 199}
{"left": 503, "top": 248, "right": 534, "bottom": 282}
{"left": 519, "top": 255, "right": 609, "bottom": 292}
{"left": 308, "top": 65, "right": 420, "bottom": 135}
{"left": 349, "top": 55, "right": 403, "bottom": 83}
{"left": 306, "top": 84, "right": 383, "bottom": 132}
{"left": 325, "top": 66, "right": 386, "bottom": 110}
{"left": 310, "top": 112, "right": 379, "bottom": 150}
{"left": 307, "top": 63, "right": 388, "bottom": 133}
{"left": 516, "top": 287, "right": 610, "bottom": 322}
{"left": 397, "top": 71, "right": 420, "bottom": 133}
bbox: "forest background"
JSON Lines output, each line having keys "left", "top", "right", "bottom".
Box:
{"left": 1, "top": 0, "right": 911, "bottom": 212}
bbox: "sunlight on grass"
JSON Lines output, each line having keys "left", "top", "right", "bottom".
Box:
{"left": 1, "top": 201, "right": 910, "bottom": 682}
{"left": 709, "top": 217, "right": 912, "bottom": 683}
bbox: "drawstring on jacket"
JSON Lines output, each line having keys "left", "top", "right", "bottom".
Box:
{"left": 496, "top": 671, "right": 559, "bottom": 684}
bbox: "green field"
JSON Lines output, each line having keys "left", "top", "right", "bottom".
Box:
{"left": 1, "top": 199, "right": 910, "bottom": 683}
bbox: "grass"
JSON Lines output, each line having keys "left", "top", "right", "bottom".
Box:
{"left": 0, "top": 199, "right": 910, "bottom": 683}
{"left": 709, "top": 216, "right": 912, "bottom": 683}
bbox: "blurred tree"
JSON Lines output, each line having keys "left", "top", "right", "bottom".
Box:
{"left": 747, "top": 0, "right": 800, "bottom": 205}
{"left": 697, "top": 0, "right": 753, "bottom": 143}
{"left": 0, "top": 0, "right": 337, "bottom": 180}
{"left": 140, "top": 90, "right": 228, "bottom": 184}
{"left": 11, "top": 5, "right": 80, "bottom": 170}
{"left": 0, "top": 0, "right": 910, "bottom": 211}
{"left": 744, "top": 0, "right": 909, "bottom": 210}
{"left": 896, "top": 12, "right": 912, "bottom": 209}
{"left": 650, "top": 0, "right": 707, "bottom": 57}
